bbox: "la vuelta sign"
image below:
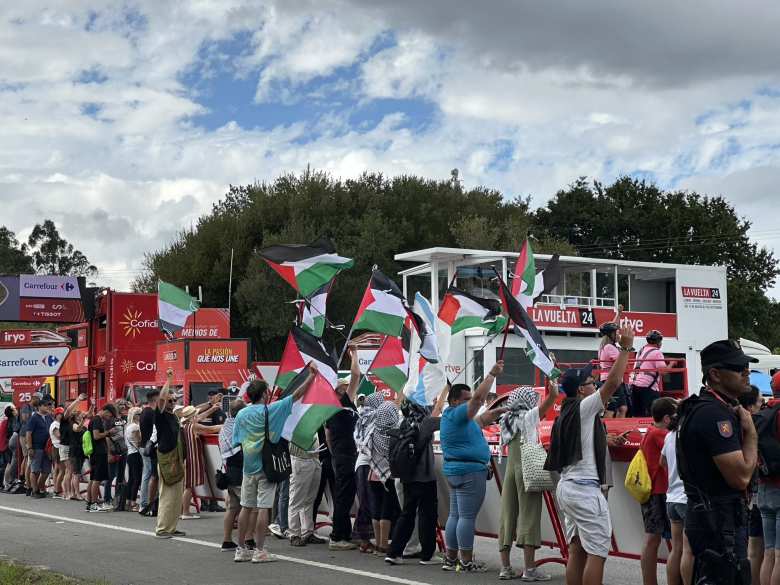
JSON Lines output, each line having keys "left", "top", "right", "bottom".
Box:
{"left": 529, "top": 304, "right": 677, "bottom": 337}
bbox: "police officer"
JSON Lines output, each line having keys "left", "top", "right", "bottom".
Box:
{"left": 677, "top": 340, "right": 759, "bottom": 585}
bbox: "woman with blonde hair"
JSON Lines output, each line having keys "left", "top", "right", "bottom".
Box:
{"left": 125, "top": 407, "right": 143, "bottom": 511}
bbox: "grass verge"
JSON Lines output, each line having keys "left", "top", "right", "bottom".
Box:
{"left": 0, "top": 560, "right": 107, "bottom": 585}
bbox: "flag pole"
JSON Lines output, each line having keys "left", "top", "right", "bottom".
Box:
{"left": 228, "top": 248, "right": 234, "bottom": 313}
{"left": 337, "top": 269, "right": 374, "bottom": 366}
{"left": 448, "top": 328, "right": 504, "bottom": 383}
{"left": 494, "top": 267, "right": 512, "bottom": 360}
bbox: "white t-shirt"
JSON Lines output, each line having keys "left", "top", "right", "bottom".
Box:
{"left": 49, "top": 420, "right": 61, "bottom": 449}
{"left": 520, "top": 406, "right": 541, "bottom": 445}
{"left": 561, "top": 392, "right": 604, "bottom": 482}
{"left": 662, "top": 430, "right": 686, "bottom": 504}
{"left": 125, "top": 422, "right": 140, "bottom": 455}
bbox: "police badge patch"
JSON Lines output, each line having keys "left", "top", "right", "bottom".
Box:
{"left": 717, "top": 420, "right": 733, "bottom": 438}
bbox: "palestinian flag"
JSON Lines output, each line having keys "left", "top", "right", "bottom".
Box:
{"left": 408, "top": 293, "right": 439, "bottom": 364}
{"left": 299, "top": 282, "right": 330, "bottom": 338}
{"left": 370, "top": 321, "right": 412, "bottom": 394}
{"left": 260, "top": 236, "right": 354, "bottom": 298}
{"left": 158, "top": 280, "right": 200, "bottom": 336}
{"left": 497, "top": 274, "right": 560, "bottom": 379}
{"left": 511, "top": 240, "right": 561, "bottom": 310}
{"left": 438, "top": 286, "right": 506, "bottom": 335}
{"left": 274, "top": 326, "right": 338, "bottom": 392}
{"left": 281, "top": 369, "right": 342, "bottom": 450}
{"left": 352, "top": 269, "right": 407, "bottom": 337}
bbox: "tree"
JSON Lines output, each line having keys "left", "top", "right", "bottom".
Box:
{"left": 24, "top": 220, "right": 97, "bottom": 277}
{"left": 534, "top": 176, "right": 779, "bottom": 344}
{"left": 0, "top": 227, "right": 33, "bottom": 273}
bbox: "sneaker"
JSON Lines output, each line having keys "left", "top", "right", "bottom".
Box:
{"left": 234, "top": 547, "right": 253, "bottom": 562}
{"left": 521, "top": 567, "right": 551, "bottom": 582}
{"left": 328, "top": 539, "right": 357, "bottom": 551}
{"left": 154, "top": 532, "right": 173, "bottom": 539}
{"left": 32, "top": 491, "right": 46, "bottom": 499}
{"left": 459, "top": 560, "right": 488, "bottom": 573}
{"left": 251, "top": 549, "right": 277, "bottom": 563}
{"left": 442, "top": 557, "right": 459, "bottom": 571}
{"left": 290, "top": 535, "right": 306, "bottom": 547}
{"left": 419, "top": 557, "right": 444, "bottom": 565}
{"left": 171, "top": 530, "right": 186, "bottom": 537}
{"left": 268, "top": 523, "right": 285, "bottom": 539}
{"left": 305, "top": 533, "right": 327, "bottom": 545}
{"left": 52, "top": 493, "right": 64, "bottom": 499}
{"left": 180, "top": 514, "right": 200, "bottom": 520}
{"left": 221, "top": 541, "right": 238, "bottom": 552}
{"left": 245, "top": 539, "right": 256, "bottom": 550}
{"left": 499, "top": 566, "right": 517, "bottom": 580}
{"left": 384, "top": 556, "right": 404, "bottom": 565}
{"left": 99, "top": 502, "right": 112, "bottom": 511}
{"left": 88, "top": 503, "right": 108, "bottom": 513}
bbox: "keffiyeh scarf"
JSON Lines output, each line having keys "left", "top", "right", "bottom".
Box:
{"left": 356, "top": 393, "right": 399, "bottom": 484}
{"left": 219, "top": 416, "right": 240, "bottom": 460}
{"left": 498, "top": 386, "right": 539, "bottom": 461}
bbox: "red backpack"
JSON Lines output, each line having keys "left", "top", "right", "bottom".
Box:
{"left": 0, "top": 418, "right": 8, "bottom": 452}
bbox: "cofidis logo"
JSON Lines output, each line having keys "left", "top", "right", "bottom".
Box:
{"left": 119, "top": 307, "right": 157, "bottom": 338}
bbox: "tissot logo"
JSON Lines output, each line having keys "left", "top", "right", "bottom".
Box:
{"left": 119, "top": 307, "right": 158, "bottom": 338}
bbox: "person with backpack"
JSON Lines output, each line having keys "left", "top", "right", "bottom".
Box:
{"left": 755, "top": 384, "right": 780, "bottom": 585}
{"left": 384, "top": 384, "right": 449, "bottom": 566}
{"left": 26, "top": 397, "right": 53, "bottom": 498}
{"left": 639, "top": 397, "right": 676, "bottom": 585}
{"left": 86, "top": 404, "right": 114, "bottom": 512}
{"left": 738, "top": 386, "right": 765, "bottom": 585}
{"left": 599, "top": 317, "right": 630, "bottom": 418}
{"left": 496, "top": 379, "right": 559, "bottom": 581}
{"left": 218, "top": 399, "right": 247, "bottom": 552}
{"left": 631, "top": 331, "right": 666, "bottom": 417}
{"left": 68, "top": 410, "right": 87, "bottom": 501}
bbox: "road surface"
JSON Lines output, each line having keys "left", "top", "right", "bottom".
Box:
{"left": 0, "top": 492, "right": 659, "bottom": 585}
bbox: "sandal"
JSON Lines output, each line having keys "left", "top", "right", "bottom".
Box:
{"left": 358, "top": 542, "right": 375, "bottom": 554}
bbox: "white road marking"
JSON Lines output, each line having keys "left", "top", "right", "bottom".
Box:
{"left": 0, "top": 505, "right": 434, "bottom": 585}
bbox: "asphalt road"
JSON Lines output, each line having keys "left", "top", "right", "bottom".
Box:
{"left": 0, "top": 492, "right": 659, "bottom": 585}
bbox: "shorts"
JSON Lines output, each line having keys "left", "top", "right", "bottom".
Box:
{"left": 30, "top": 449, "right": 52, "bottom": 475}
{"left": 89, "top": 453, "right": 109, "bottom": 482}
{"left": 240, "top": 472, "right": 275, "bottom": 509}
{"left": 226, "top": 485, "right": 241, "bottom": 512}
{"left": 606, "top": 384, "right": 629, "bottom": 412}
{"left": 667, "top": 501, "right": 687, "bottom": 524}
{"left": 58, "top": 446, "right": 70, "bottom": 461}
{"left": 749, "top": 504, "right": 764, "bottom": 539}
{"left": 758, "top": 483, "right": 780, "bottom": 550}
{"left": 557, "top": 479, "right": 611, "bottom": 558}
{"left": 641, "top": 493, "right": 670, "bottom": 535}
{"left": 70, "top": 456, "right": 85, "bottom": 475}
{"left": 20, "top": 441, "right": 29, "bottom": 458}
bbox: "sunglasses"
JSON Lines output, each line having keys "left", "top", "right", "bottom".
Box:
{"left": 715, "top": 363, "right": 749, "bottom": 373}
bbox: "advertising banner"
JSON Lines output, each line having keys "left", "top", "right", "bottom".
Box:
{"left": 0, "top": 330, "right": 32, "bottom": 346}
{"left": 20, "top": 299, "right": 84, "bottom": 322}
{"left": 529, "top": 304, "right": 677, "bottom": 337}
{"left": 19, "top": 275, "right": 81, "bottom": 299}
{"left": 178, "top": 308, "right": 231, "bottom": 339}
{"left": 0, "top": 346, "right": 70, "bottom": 377}
{"left": 0, "top": 276, "right": 20, "bottom": 320}
{"left": 187, "top": 340, "right": 248, "bottom": 369}
{"left": 680, "top": 286, "right": 724, "bottom": 311}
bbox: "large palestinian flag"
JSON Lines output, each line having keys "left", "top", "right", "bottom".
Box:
{"left": 511, "top": 240, "right": 562, "bottom": 310}
{"left": 498, "top": 275, "right": 560, "bottom": 379}
{"left": 352, "top": 269, "right": 407, "bottom": 337}
{"left": 299, "top": 282, "right": 330, "bottom": 338}
{"left": 158, "top": 280, "right": 200, "bottom": 337}
{"left": 281, "top": 369, "right": 342, "bottom": 450}
{"left": 438, "top": 286, "right": 506, "bottom": 335}
{"left": 370, "top": 320, "right": 412, "bottom": 394}
{"left": 259, "top": 236, "right": 354, "bottom": 298}
{"left": 274, "top": 326, "right": 339, "bottom": 392}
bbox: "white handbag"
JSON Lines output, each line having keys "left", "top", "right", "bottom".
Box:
{"left": 520, "top": 440, "right": 555, "bottom": 492}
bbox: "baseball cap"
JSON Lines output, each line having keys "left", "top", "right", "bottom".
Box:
{"left": 771, "top": 371, "right": 780, "bottom": 393}
{"left": 54, "top": 407, "right": 64, "bottom": 415}
{"left": 700, "top": 339, "right": 758, "bottom": 371}
{"left": 207, "top": 389, "right": 220, "bottom": 396}
{"left": 560, "top": 365, "right": 594, "bottom": 397}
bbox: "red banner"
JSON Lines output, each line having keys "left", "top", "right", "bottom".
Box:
{"left": 188, "top": 340, "right": 248, "bottom": 369}
{"left": 529, "top": 304, "right": 677, "bottom": 337}
{"left": 0, "top": 330, "right": 31, "bottom": 346}
{"left": 20, "top": 299, "right": 84, "bottom": 322}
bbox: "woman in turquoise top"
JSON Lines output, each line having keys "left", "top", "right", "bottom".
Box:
{"left": 440, "top": 360, "right": 507, "bottom": 572}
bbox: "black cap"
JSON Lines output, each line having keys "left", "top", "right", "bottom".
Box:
{"left": 207, "top": 389, "right": 220, "bottom": 396}
{"left": 700, "top": 339, "right": 758, "bottom": 371}
{"left": 560, "top": 365, "right": 594, "bottom": 397}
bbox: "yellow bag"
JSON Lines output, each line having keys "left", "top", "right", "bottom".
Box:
{"left": 624, "top": 448, "right": 652, "bottom": 504}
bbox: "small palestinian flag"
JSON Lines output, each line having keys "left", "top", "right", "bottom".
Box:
{"left": 299, "top": 282, "right": 330, "bottom": 338}
{"left": 352, "top": 269, "right": 407, "bottom": 337}
{"left": 370, "top": 321, "right": 412, "bottom": 394}
{"left": 497, "top": 273, "right": 560, "bottom": 379}
{"left": 408, "top": 293, "right": 439, "bottom": 364}
{"left": 158, "top": 280, "right": 200, "bottom": 337}
{"left": 438, "top": 286, "right": 506, "bottom": 335}
{"left": 274, "top": 326, "right": 339, "bottom": 392}
{"left": 511, "top": 240, "right": 561, "bottom": 310}
{"left": 281, "top": 368, "right": 342, "bottom": 450}
{"left": 260, "top": 236, "right": 354, "bottom": 298}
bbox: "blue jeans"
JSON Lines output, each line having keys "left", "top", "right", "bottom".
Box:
{"left": 140, "top": 453, "right": 153, "bottom": 508}
{"left": 758, "top": 483, "right": 780, "bottom": 550}
{"left": 444, "top": 471, "right": 487, "bottom": 552}
{"left": 276, "top": 478, "right": 290, "bottom": 531}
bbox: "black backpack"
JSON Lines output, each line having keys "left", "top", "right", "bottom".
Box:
{"left": 754, "top": 403, "right": 780, "bottom": 479}
{"left": 389, "top": 420, "right": 422, "bottom": 482}
{"left": 261, "top": 406, "right": 291, "bottom": 483}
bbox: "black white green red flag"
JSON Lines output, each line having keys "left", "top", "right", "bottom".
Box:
{"left": 511, "top": 240, "right": 562, "bottom": 310}
{"left": 274, "top": 326, "right": 339, "bottom": 392}
{"left": 280, "top": 368, "right": 342, "bottom": 450}
{"left": 351, "top": 269, "right": 407, "bottom": 337}
{"left": 298, "top": 282, "right": 330, "bottom": 338}
{"left": 259, "top": 236, "right": 354, "bottom": 298}
{"left": 438, "top": 286, "right": 506, "bottom": 335}
{"left": 369, "top": 319, "right": 412, "bottom": 394}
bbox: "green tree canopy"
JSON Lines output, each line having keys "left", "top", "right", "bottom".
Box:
{"left": 24, "top": 220, "right": 97, "bottom": 277}
{"left": 0, "top": 227, "right": 33, "bottom": 274}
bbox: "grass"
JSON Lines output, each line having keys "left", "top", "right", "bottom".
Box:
{"left": 0, "top": 561, "right": 107, "bottom": 585}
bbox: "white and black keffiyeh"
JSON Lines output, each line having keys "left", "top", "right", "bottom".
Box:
{"left": 498, "top": 386, "right": 539, "bottom": 460}
{"left": 355, "top": 393, "right": 399, "bottom": 484}
{"left": 353, "top": 391, "right": 385, "bottom": 446}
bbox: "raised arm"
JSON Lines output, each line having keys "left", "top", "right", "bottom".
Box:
{"left": 346, "top": 347, "right": 361, "bottom": 402}
{"left": 599, "top": 326, "right": 634, "bottom": 404}
{"left": 431, "top": 383, "right": 450, "bottom": 417}
{"left": 538, "top": 378, "right": 560, "bottom": 419}
{"left": 467, "top": 360, "right": 504, "bottom": 419}
{"left": 64, "top": 393, "right": 86, "bottom": 418}
{"left": 157, "top": 368, "right": 174, "bottom": 411}
{"left": 292, "top": 363, "right": 318, "bottom": 402}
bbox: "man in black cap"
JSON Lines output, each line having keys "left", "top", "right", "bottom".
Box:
{"left": 545, "top": 325, "right": 634, "bottom": 585}
{"left": 677, "top": 339, "right": 758, "bottom": 585}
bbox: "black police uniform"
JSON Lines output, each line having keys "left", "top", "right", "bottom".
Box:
{"left": 676, "top": 340, "right": 755, "bottom": 585}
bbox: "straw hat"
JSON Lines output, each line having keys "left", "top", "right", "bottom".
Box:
{"left": 178, "top": 405, "right": 198, "bottom": 421}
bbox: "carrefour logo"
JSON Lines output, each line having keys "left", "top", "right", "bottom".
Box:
{"left": 119, "top": 308, "right": 158, "bottom": 338}
{"left": 41, "top": 355, "right": 60, "bottom": 367}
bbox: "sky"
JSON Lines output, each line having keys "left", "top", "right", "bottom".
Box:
{"left": 2, "top": 1, "right": 780, "bottom": 297}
